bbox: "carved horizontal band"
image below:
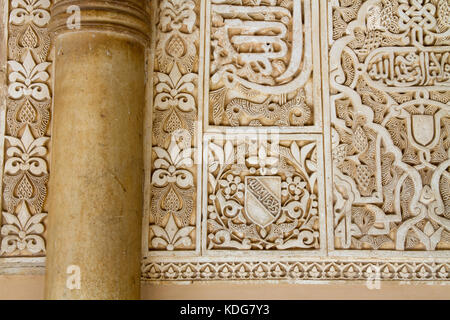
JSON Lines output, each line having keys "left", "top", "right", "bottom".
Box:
{"left": 49, "top": 0, "right": 151, "bottom": 44}
{"left": 142, "top": 260, "right": 450, "bottom": 281}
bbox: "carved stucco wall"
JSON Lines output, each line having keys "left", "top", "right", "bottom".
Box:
{"left": 1, "top": 0, "right": 450, "bottom": 282}
{"left": 0, "top": 0, "right": 51, "bottom": 271}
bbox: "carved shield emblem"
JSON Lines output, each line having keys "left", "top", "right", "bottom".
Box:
{"left": 244, "top": 176, "right": 281, "bottom": 228}
{"left": 411, "top": 114, "right": 435, "bottom": 147}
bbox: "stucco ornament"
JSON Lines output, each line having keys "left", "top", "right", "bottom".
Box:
{"left": 8, "top": 0, "right": 51, "bottom": 62}
{"left": 9, "top": 0, "right": 51, "bottom": 27}
{"left": 3, "top": 125, "right": 48, "bottom": 217}
{"left": 156, "top": 0, "right": 198, "bottom": 74}
{"left": 330, "top": 0, "right": 450, "bottom": 251}
{"left": 1, "top": 0, "right": 52, "bottom": 257}
{"left": 205, "top": 136, "right": 323, "bottom": 250}
{"left": 0, "top": 0, "right": 449, "bottom": 281}
{"left": 142, "top": 0, "right": 449, "bottom": 281}
{"left": 153, "top": 63, "right": 197, "bottom": 147}
{"left": 148, "top": 0, "right": 200, "bottom": 252}
{"left": 152, "top": 131, "right": 194, "bottom": 189}
{"left": 150, "top": 130, "right": 196, "bottom": 250}
{"left": 4, "top": 125, "right": 48, "bottom": 176}
{"left": 1, "top": 202, "right": 46, "bottom": 254}
{"left": 8, "top": 51, "right": 50, "bottom": 101}
{"left": 207, "top": 0, "right": 320, "bottom": 127}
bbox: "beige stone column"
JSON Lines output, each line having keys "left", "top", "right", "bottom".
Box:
{"left": 44, "top": 0, "right": 150, "bottom": 299}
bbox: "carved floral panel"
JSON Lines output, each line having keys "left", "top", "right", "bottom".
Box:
{"left": 205, "top": 0, "right": 322, "bottom": 130}
{"left": 0, "top": 0, "right": 52, "bottom": 257}
{"left": 328, "top": 0, "right": 450, "bottom": 252}
{"left": 145, "top": 0, "right": 203, "bottom": 253}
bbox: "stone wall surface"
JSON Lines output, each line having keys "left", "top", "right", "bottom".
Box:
{"left": 1, "top": 0, "right": 449, "bottom": 283}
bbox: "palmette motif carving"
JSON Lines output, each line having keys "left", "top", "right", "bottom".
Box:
{"left": 142, "top": 260, "right": 449, "bottom": 281}
{"left": 8, "top": 0, "right": 51, "bottom": 62}
{"left": 3, "top": 125, "right": 48, "bottom": 215}
{"left": 153, "top": 64, "right": 197, "bottom": 145}
{"left": 330, "top": 0, "right": 450, "bottom": 251}
{"left": 0, "top": 0, "right": 52, "bottom": 256}
{"left": 207, "top": 0, "right": 319, "bottom": 127}
{"left": 150, "top": 130, "right": 195, "bottom": 250}
{"left": 156, "top": 0, "right": 198, "bottom": 74}
{"left": 1, "top": 202, "right": 46, "bottom": 254}
{"left": 8, "top": 51, "right": 51, "bottom": 101}
{"left": 204, "top": 135, "right": 323, "bottom": 250}
{"left": 148, "top": 0, "right": 201, "bottom": 251}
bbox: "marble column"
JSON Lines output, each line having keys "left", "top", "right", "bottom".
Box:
{"left": 45, "top": 0, "right": 150, "bottom": 299}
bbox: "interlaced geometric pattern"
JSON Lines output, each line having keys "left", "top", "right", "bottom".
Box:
{"left": 328, "top": 0, "right": 450, "bottom": 252}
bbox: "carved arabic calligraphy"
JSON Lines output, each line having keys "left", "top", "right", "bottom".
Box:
{"left": 207, "top": 0, "right": 318, "bottom": 127}
{"left": 366, "top": 48, "right": 450, "bottom": 89}
{"left": 210, "top": 0, "right": 311, "bottom": 92}
{"left": 246, "top": 176, "right": 281, "bottom": 221}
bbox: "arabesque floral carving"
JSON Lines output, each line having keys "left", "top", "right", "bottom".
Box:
{"left": 205, "top": 135, "right": 323, "bottom": 250}
{"left": 329, "top": 0, "right": 450, "bottom": 251}
{"left": 1, "top": 0, "right": 52, "bottom": 257}
{"left": 147, "top": 0, "right": 201, "bottom": 252}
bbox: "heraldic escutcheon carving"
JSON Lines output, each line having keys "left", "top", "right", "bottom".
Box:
{"left": 203, "top": 133, "right": 326, "bottom": 251}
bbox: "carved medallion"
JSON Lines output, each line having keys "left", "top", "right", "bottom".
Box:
{"left": 204, "top": 134, "right": 325, "bottom": 251}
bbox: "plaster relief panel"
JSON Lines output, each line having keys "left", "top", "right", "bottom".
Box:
{"left": 145, "top": 0, "right": 204, "bottom": 253}
{"left": 203, "top": 133, "right": 325, "bottom": 253}
{"left": 142, "top": 0, "right": 450, "bottom": 281}
{"left": 0, "top": 0, "right": 52, "bottom": 257}
{"left": 327, "top": 0, "right": 450, "bottom": 253}
{"left": 205, "top": 0, "right": 322, "bottom": 130}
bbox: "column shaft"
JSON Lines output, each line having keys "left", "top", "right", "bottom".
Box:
{"left": 45, "top": 0, "right": 149, "bottom": 300}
